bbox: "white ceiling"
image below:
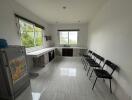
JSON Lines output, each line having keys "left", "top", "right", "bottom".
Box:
{"left": 15, "top": 0, "right": 107, "bottom": 24}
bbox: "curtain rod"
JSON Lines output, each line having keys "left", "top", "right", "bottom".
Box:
{"left": 58, "top": 29, "right": 80, "bottom": 31}
{"left": 15, "top": 14, "right": 45, "bottom": 29}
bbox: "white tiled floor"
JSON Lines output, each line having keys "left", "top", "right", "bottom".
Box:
{"left": 17, "top": 57, "right": 117, "bottom": 100}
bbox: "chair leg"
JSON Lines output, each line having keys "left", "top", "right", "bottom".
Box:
{"left": 109, "top": 79, "right": 112, "bottom": 93}
{"left": 84, "top": 60, "right": 88, "bottom": 71}
{"left": 87, "top": 67, "right": 91, "bottom": 76}
{"left": 83, "top": 58, "right": 86, "bottom": 69}
{"left": 83, "top": 61, "right": 85, "bottom": 69}
{"left": 84, "top": 61, "right": 86, "bottom": 70}
{"left": 103, "top": 78, "right": 105, "bottom": 82}
{"left": 82, "top": 57, "right": 84, "bottom": 62}
{"left": 92, "top": 77, "right": 98, "bottom": 90}
{"left": 81, "top": 57, "right": 83, "bottom": 63}
{"left": 89, "top": 69, "right": 94, "bottom": 79}
{"left": 85, "top": 61, "right": 87, "bottom": 70}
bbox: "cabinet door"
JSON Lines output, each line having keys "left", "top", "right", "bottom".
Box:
{"left": 52, "top": 50, "right": 54, "bottom": 59}
{"left": 62, "top": 48, "right": 73, "bottom": 56}
{"left": 44, "top": 53, "right": 49, "bottom": 65}
{"left": 48, "top": 52, "right": 52, "bottom": 62}
{"left": 73, "top": 49, "right": 80, "bottom": 56}
{"left": 33, "top": 55, "right": 44, "bottom": 67}
{"left": 55, "top": 49, "right": 62, "bottom": 56}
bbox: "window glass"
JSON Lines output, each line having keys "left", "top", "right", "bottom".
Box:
{"left": 69, "top": 31, "right": 78, "bottom": 44}
{"left": 34, "top": 26, "right": 43, "bottom": 46}
{"left": 18, "top": 19, "right": 43, "bottom": 48}
{"left": 60, "top": 31, "right": 68, "bottom": 44}
{"left": 59, "top": 31, "right": 78, "bottom": 45}
{"left": 19, "top": 19, "right": 34, "bottom": 48}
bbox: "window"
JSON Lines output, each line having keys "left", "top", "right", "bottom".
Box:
{"left": 34, "top": 26, "right": 43, "bottom": 46}
{"left": 59, "top": 31, "right": 78, "bottom": 45}
{"left": 60, "top": 31, "right": 68, "bottom": 44}
{"left": 16, "top": 15, "right": 43, "bottom": 48}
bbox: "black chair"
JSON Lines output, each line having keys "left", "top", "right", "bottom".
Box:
{"left": 86, "top": 53, "right": 104, "bottom": 76}
{"left": 84, "top": 52, "right": 97, "bottom": 71}
{"left": 83, "top": 50, "right": 93, "bottom": 58}
{"left": 91, "top": 60, "right": 118, "bottom": 93}
{"left": 82, "top": 50, "right": 93, "bottom": 64}
{"left": 82, "top": 50, "right": 93, "bottom": 70}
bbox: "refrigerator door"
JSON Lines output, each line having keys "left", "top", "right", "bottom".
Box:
{"left": 3, "top": 46, "right": 30, "bottom": 98}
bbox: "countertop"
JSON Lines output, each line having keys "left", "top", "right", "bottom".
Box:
{"left": 26, "top": 47, "right": 55, "bottom": 57}
{"left": 55, "top": 47, "right": 87, "bottom": 49}
{"left": 26, "top": 47, "right": 87, "bottom": 57}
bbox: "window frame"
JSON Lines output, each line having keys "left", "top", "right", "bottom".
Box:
{"left": 58, "top": 30, "right": 79, "bottom": 45}
{"left": 15, "top": 14, "right": 44, "bottom": 51}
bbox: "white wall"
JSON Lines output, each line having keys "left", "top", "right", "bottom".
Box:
{"left": 0, "top": 0, "right": 20, "bottom": 45}
{"left": 0, "top": 0, "right": 51, "bottom": 47}
{"left": 50, "top": 23, "right": 88, "bottom": 47}
{"left": 87, "top": 0, "right": 132, "bottom": 100}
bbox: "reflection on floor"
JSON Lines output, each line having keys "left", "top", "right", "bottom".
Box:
{"left": 60, "top": 68, "right": 76, "bottom": 77}
{"left": 32, "top": 92, "right": 41, "bottom": 100}
{"left": 17, "top": 57, "right": 117, "bottom": 100}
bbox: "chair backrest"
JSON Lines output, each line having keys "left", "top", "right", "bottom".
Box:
{"left": 92, "top": 52, "right": 97, "bottom": 60}
{"left": 87, "top": 50, "right": 93, "bottom": 57}
{"left": 93, "top": 53, "right": 104, "bottom": 64}
{"left": 103, "top": 60, "right": 118, "bottom": 75}
{"left": 90, "top": 52, "right": 104, "bottom": 64}
{"left": 96, "top": 54, "right": 104, "bottom": 62}
{"left": 92, "top": 52, "right": 96, "bottom": 56}
{"left": 89, "top": 50, "right": 92, "bottom": 54}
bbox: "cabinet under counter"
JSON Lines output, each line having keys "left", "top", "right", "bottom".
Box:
{"left": 62, "top": 48, "right": 73, "bottom": 56}
{"left": 55, "top": 47, "right": 87, "bottom": 57}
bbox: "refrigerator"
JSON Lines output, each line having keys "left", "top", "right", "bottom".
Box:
{"left": 0, "top": 45, "right": 30, "bottom": 100}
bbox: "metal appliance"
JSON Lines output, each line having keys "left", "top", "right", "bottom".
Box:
{"left": 0, "top": 45, "right": 30, "bottom": 100}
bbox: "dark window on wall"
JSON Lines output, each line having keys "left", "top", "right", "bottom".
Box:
{"left": 15, "top": 14, "right": 44, "bottom": 48}
{"left": 59, "top": 30, "right": 78, "bottom": 45}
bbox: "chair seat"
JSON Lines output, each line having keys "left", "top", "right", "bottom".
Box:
{"left": 83, "top": 55, "right": 91, "bottom": 59}
{"left": 89, "top": 61, "right": 101, "bottom": 68}
{"left": 94, "top": 69, "right": 112, "bottom": 79}
{"left": 86, "top": 58, "right": 96, "bottom": 64}
{"left": 85, "top": 57, "right": 94, "bottom": 61}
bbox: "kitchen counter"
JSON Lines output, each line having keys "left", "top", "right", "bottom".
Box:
{"left": 26, "top": 47, "right": 87, "bottom": 57}
{"left": 56, "top": 47, "right": 87, "bottom": 49}
{"left": 26, "top": 47, "right": 55, "bottom": 57}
